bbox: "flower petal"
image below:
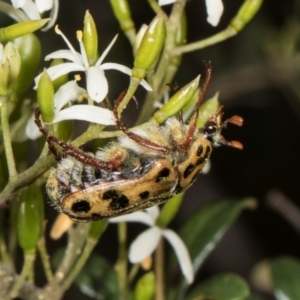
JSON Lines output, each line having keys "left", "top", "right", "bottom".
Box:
{"left": 34, "top": 63, "right": 85, "bottom": 89}
{"left": 77, "top": 31, "right": 89, "bottom": 69}
{"left": 201, "top": 159, "right": 211, "bottom": 174}
{"left": 35, "top": 0, "right": 53, "bottom": 13}
{"left": 205, "top": 0, "right": 224, "bottom": 26}
{"left": 162, "top": 229, "right": 194, "bottom": 284}
{"left": 53, "top": 105, "right": 116, "bottom": 125}
{"left": 55, "top": 26, "right": 83, "bottom": 65}
{"left": 100, "top": 62, "right": 153, "bottom": 91}
{"left": 11, "top": 0, "right": 26, "bottom": 8}
{"left": 129, "top": 227, "right": 162, "bottom": 263}
{"left": 45, "top": 50, "right": 83, "bottom": 64}
{"left": 158, "top": 0, "right": 176, "bottom": 5}
{"left": 25, "top": 113, "right": 42, "bottom": 139}
{"left": 54, "top": 80, "right": 86, "bottom": 113}
{"left": 18, "top": 0, "right": 40, "bottom": 20}
{"left": 96, "top": 34, "right": 119, "bottom": 67}
{"left": 42, "top": 0, "right": 59, "bottom": 31}
{"left": 109, "top": 211, "right": 155, "bottom": 226}
{"left": 0, "top": 3, "right": 28, "bottom": 22}
{"left": 86, "top": 67, "right": 108, "bottom": 102}
{"left": 145, "top": 206, "right": 160, "bottom": 221}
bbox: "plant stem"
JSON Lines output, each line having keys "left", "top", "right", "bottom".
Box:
{"left": 154, "top": 238, "right": 165, "bottom": 300}
{"left": 147, "top": 0, "right": 168, "bottom": 19}
{"left": 128, "top": 263, "right": 139, "bottom": 285}
{"left": 8, "top": 196, "right": 18, "bottom": 269}
{"left": 61, "top": 238, "right": 97, "bottom": 291}
{"left": 55, "top": 223, "right": 90, "bottom": 284}
{"left": 37, "top": 236, "right": 57, "bottom": 288}
{"left": 0, "top": 211, "right": 12, "bottom": 269}
{"left": 0, "top": 100, "right": 17, "bottom": 177}
{"left": 8, "top": 253, "right": 35, "bottom": 299}
{"left": 115, "top": 222, "right": 128, "bottom": 300}
{"left": 174, "top": 26, "right": 237, "bottom": 56}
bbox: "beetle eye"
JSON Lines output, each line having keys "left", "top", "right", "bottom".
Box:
{"left": 204, "top": 121, "right": 217, "bottom": 136}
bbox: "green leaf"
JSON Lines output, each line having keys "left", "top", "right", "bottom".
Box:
{"left": 181, "top": 198, "right": 256, "bottom": 271}
{"left": 246, "top": 293, "right": 266, "bottom": 300}
{"left": 187, "top": 273, "right": 250, "bottom": 300}
{"left": 169, "top": 198, "right": 256, "bottom": 299}
{"left": 270, "top": 256, "right": 300, "bottom": 300}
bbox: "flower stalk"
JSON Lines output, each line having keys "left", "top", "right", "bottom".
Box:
{"left": 1, "top": 101, "right": 17, "bottom": 177}
{"left": 8, "top": 253, "right": 35, "bottom": 299}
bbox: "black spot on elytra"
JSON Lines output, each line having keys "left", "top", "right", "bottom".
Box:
{"left": 196, "top": 145, "right": 203, "bottom": 157}
{"left": 103, "top": 190, "right": 118, "bottom": 199}
{"left": 72, "top": 200, "right": 91, "bottom": 213}
{"left": 110, "top": 195, "right": 129, "bottom": 210}
{"left": 184, "top": 164, "right": 196, "bottom": 178}
{"left": 139, "top": 191, "right": 150, "bottom": 199}
{"left": 103, "top": 190, "right": 129, "bottom": 210}
{"left": 92, "top": 213, "right": 101, "bottom": 220}
{"left": 196, "top": 157, "right": 205, "bottom": 166}
{"left": 156, "top": 168, "right": 170, "bottom": 182}
{"left": 204, "top": 146, "right": 211, "bottom": 159}
{"left": 175, "top": 184, "right": 183, "bottom": 194}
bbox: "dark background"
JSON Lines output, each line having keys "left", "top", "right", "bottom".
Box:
{"left": 3, "top": 0, "right": 300, "bottom": 299}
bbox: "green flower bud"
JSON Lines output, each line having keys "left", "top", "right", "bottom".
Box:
{"left": 175, "top": 12, "right": 187, "bottom": 47}
{"left": 133, "top": 272, "right": 155, "bottom": 300}
{"left": 109, "top": 0, "right": 134, "bottom": 31}
{"left": 133, "top": 14, "right": 166, "bottom": 79}
{"left": 88, "top": 220, "right": 108, "bottom": 241}
{"left": 50, "top": 59, "right": 68, "bottom": 92}
{"left": 0, "top": 19, "right": 50, "bottom": 43}
{"left": 83, "top": 11, "right": 98, "bottom": 65}
{"left": 17, "top": 183, "right": 44, "bottom": 254}
{"left": 48, "top": 59, "right": 72, "bottom": 141}
{"left": 0, "top": 42, "right": 21, "bottom": 97}
{"left": 196, "top": 92, "right": 219, "bottom": 128}
{"left": 156, "top": 193, "right": 184, "bottom": 228}
{"left": 11, "top": 34, "right": 41, "bottom": 98}
{"left": 37, "top": 69, "right": 55, "bottom": 123}
{"left": 230, "top": 0, "right": 263, "bottom": 31}
{"left": 134, "top": 24, "right": 147, "bottom": 54}
{"left": 153, "top": 75, "right": 200, "bottom": 124}
{"left": 56, "top": 120, "right": 73, "bottom": 142}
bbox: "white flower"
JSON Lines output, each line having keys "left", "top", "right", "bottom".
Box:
{"left": 158, "top": 0, "right": 224, "bottom": 27}
{"left": 10, "top": 0, "right": 59, "bottom": 30}
{"left": 110, "top": 206, "right": 194, "bottom": 284}
{"left": 34, "top": 27, "right": 152, "bottom": 103}
{"left": 205, "top": 0, "right": 224, "bottom": 26}
{"left": 26, "top": 79, "right": 116, "bottom": 140}
{"left": 158, "top": 0, "right": 176, "bottom": 6}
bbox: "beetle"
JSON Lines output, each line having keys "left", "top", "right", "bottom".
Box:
{"left": 35, "top": 62, "right": 243, "bottom": 222}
